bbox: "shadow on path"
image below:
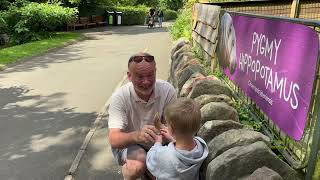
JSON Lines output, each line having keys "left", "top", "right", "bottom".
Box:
{"left": 75, "top": 113, "right": 122, "bottom": 180}
{"left": 0, "top": 86, "right": 96, "bottom": 180}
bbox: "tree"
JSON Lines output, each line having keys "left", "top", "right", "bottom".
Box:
{"left": 135, "top": 0, "right": 159, "bottom": 7}
{"left": 0, "top": 0, "right": 11, "bottom": 10}
{"left": 160, "top": 0, "right": 183, "bottom": 11}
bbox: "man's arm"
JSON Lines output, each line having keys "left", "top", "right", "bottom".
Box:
{"left": 108, "top": 128, "right": 138, "bottom": 149}
{"left": 109, "top": 125, "right": 159, "bottom": 149}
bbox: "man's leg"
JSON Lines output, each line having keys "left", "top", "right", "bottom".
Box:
{"left": 122, "top": 145, "right": 147, "bottom": 180}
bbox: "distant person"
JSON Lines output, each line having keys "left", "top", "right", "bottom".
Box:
{"left": 217, "top": 12, "right": 237, "bottom": 74}
{"left": 108, "top": 52, "right": 177, "bottom": 180}
{"left": 148, "top": 8, "right": 156, "bottom": 28}
{"left": 157, "top": 10, "right": 164, "bottom": 28}
{"left": 146, "top": 98, "right": 209, "bottom": 180}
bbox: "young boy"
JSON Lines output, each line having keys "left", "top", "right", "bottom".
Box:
{"left": 146, "top": 98, "right": 209, "bottom": 180}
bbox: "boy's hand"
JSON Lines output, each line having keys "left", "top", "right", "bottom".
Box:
{"left": 160, "top": 128, "right": 175, "bottom": 142}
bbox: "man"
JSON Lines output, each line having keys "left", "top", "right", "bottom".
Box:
{"left": 108, "top": 52, "right": 177, "bottom": 180}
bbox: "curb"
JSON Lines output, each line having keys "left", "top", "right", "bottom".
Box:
{"left": 0, "top": 34, "right": 88, "bottom": 71}
{"left": 64, "top": 75, "right": 127, "bottom": 180}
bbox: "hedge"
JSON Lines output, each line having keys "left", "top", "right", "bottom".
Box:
{"left": 164, "top": 9, "right": 178, "bottom": 20}
{"left": 2, "top": 2, "right": 77, "bottom": 44}
{"left": 102, "top": 6, "right": 178, "bottom": 25}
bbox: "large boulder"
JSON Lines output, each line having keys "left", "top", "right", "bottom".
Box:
{"left": 170, "top": 53, "right": 194, "bottom": 87}
{"left": 174, "top": 58, "right": 203, "bottom": 80}
{"left": 241, "top": 166, "right": 284, "bottom": 180}
{"left": 201, "top": 102, "right": 239, "bottom": 123}
{"left": 187, "top": 77, "right": 233, "bottom": 99}
{"left": 206, "top": 129, "right": 270, "bottom": 161}
{"left": 171, "top": 44, "right": 192, "bottom": 62}
{"left": 173, "top": 51, "right": 194, "bottom": 71}
{"left": 194, "top": 94, "right": 234, "bottom": 108}
{"left": 205, "top": 141, "right": 298, "bottom": 180}
{"left": 180, "top": 72, "right": 205, "bottom": 97}
{"left": 171, "top": 38, "right": 190, "bottom": 57}
{"left": 176, "top": 62, "right": 207, "bottom": 92}
{"left": 197, "top": 120, "right": 243, "bottom": 143}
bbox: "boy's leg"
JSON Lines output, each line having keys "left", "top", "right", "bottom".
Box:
{"left": 121, "top": 145, "right": 147, "bottom": 180}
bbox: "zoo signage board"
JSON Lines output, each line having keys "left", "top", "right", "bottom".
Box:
{"left": 218, "top": 13, "right": 319, "bottom": 140}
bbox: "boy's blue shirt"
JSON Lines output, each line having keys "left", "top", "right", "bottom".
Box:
{"left": 146, "top": 136, "right": 209, "bottom": 180}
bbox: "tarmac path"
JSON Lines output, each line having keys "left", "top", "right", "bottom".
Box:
{"left": 0, "top": 23, "right": 173, "bottom": 180}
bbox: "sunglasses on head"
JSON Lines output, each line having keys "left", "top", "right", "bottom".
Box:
{"left": 129, "top": 55, "right": 155, "bottom": 64}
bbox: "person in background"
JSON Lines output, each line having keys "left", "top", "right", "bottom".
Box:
{"left": 157, "top": 10, "right": 164, "bottom": 28}
{"left": 148, "top": 8, "right": 156, "bottom": 28}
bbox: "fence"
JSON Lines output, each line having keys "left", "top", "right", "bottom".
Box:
{"left": 209, "top": 0, "right": 320, "bottom": 20}
{"left": 192, "top": 2, "right": 320, "bottom": 179}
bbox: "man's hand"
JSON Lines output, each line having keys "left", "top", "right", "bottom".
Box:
{"left": 135, "top": 125, "right": 158, "bottom": 144}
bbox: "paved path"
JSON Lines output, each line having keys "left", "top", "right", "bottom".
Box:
{"left": 0, "top": 23, "right": 173, "bottom": 180}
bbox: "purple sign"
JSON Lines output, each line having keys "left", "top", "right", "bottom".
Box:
{"left": 217, "top": 13, "right": 319, "bottom": 140}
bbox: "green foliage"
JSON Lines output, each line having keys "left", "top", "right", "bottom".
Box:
{"left": 3, "top": 2, "right": 77, "bottom": 44}
{"left": 0, "top": 13, "right": 8, "bottom": 33}
{"left": 135, "top": 0, "right": 158, "bottom": 7}
{"left": 115, "top": 5, "right": 149, "bottom": 25}
{"left": 184, "top": 0, "right": 198, "bottom": 9}
{"left": 116, "top": 0, "right": 137, "bottom": 6}
{"left": 109, "top": 5, "right": 177, "bottom": 25}
{"left": 314, "top": 155, "right": 320, "bottom": 180}
{"left": 77, "top": 0, "right": 118, "bottom": 16}
{"left": 209, "top": 0, "right": 245, "bottom": 2}
{"left": 67, "top": 0, "right": 81, "bottom": 5}
{"left": 163, "top": 9, "right": 177, "bottom": 20}
{"left": 170, "top": 8, "right": 192, "bottom": 40}
{"left": 0, "top": 0, "right": 11, "bottom": 10}
{"left": 78, "top": 3, "right": 105, "bottom": 16}
{"left": 160, "top": 0, "right": 184, "bottom": 11}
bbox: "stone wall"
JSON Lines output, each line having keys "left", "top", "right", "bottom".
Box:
{"left": 168, "top": 38, "right": 300, "bottom": 180}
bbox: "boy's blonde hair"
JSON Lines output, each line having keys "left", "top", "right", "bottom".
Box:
{"left": 164, "top": 98, "right": 201, "bottom": 135}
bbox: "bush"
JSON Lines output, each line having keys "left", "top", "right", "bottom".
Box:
{"left": 170, "top": 8, "right": 192, "bottom": 40}
{"left": 163, "top": 9, "right": 177, "bottom": 20}
{"left": 0, "top": 13, "right": 8, "bottom": 34}
{"left": 78, "top": 3, "right": 106, "bottom": 17}
{"left": 109, "top": 6, "right": 177, "bottom": 25}
{"left": 114, "top": 5, "right": 149, "bottom": 25}
{"left": 3, "top": 2, "right": 78, "bottom": 44}
{"left": 160, "top": 0, "right": 184, "bottom": 11}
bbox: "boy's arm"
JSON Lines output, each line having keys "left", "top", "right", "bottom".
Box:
{"left": 109, "top": 125, "right": 158, "bottom": 149}
{"left": 146, "top": 141, "right": 163, "bottom": 178}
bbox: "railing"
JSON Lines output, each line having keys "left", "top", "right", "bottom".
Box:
{"left": 220, "top": 10, "right": 320, "bottom": 180}
{"left": 209, "top": 0, "right": 320, "bottom": 20}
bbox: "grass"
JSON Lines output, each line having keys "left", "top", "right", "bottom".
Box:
{"left": 0, "top": 32, "right": 84, "bottom": 67}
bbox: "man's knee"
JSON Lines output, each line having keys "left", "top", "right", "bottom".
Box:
{"left": 122, "top": 145, "right": 147, "bottom": 178}
{"left": 123, "top": 159, "right": 146, "bottom": 177}
{"left": 127, "top": 145, "right": 147, "bottom": 162}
